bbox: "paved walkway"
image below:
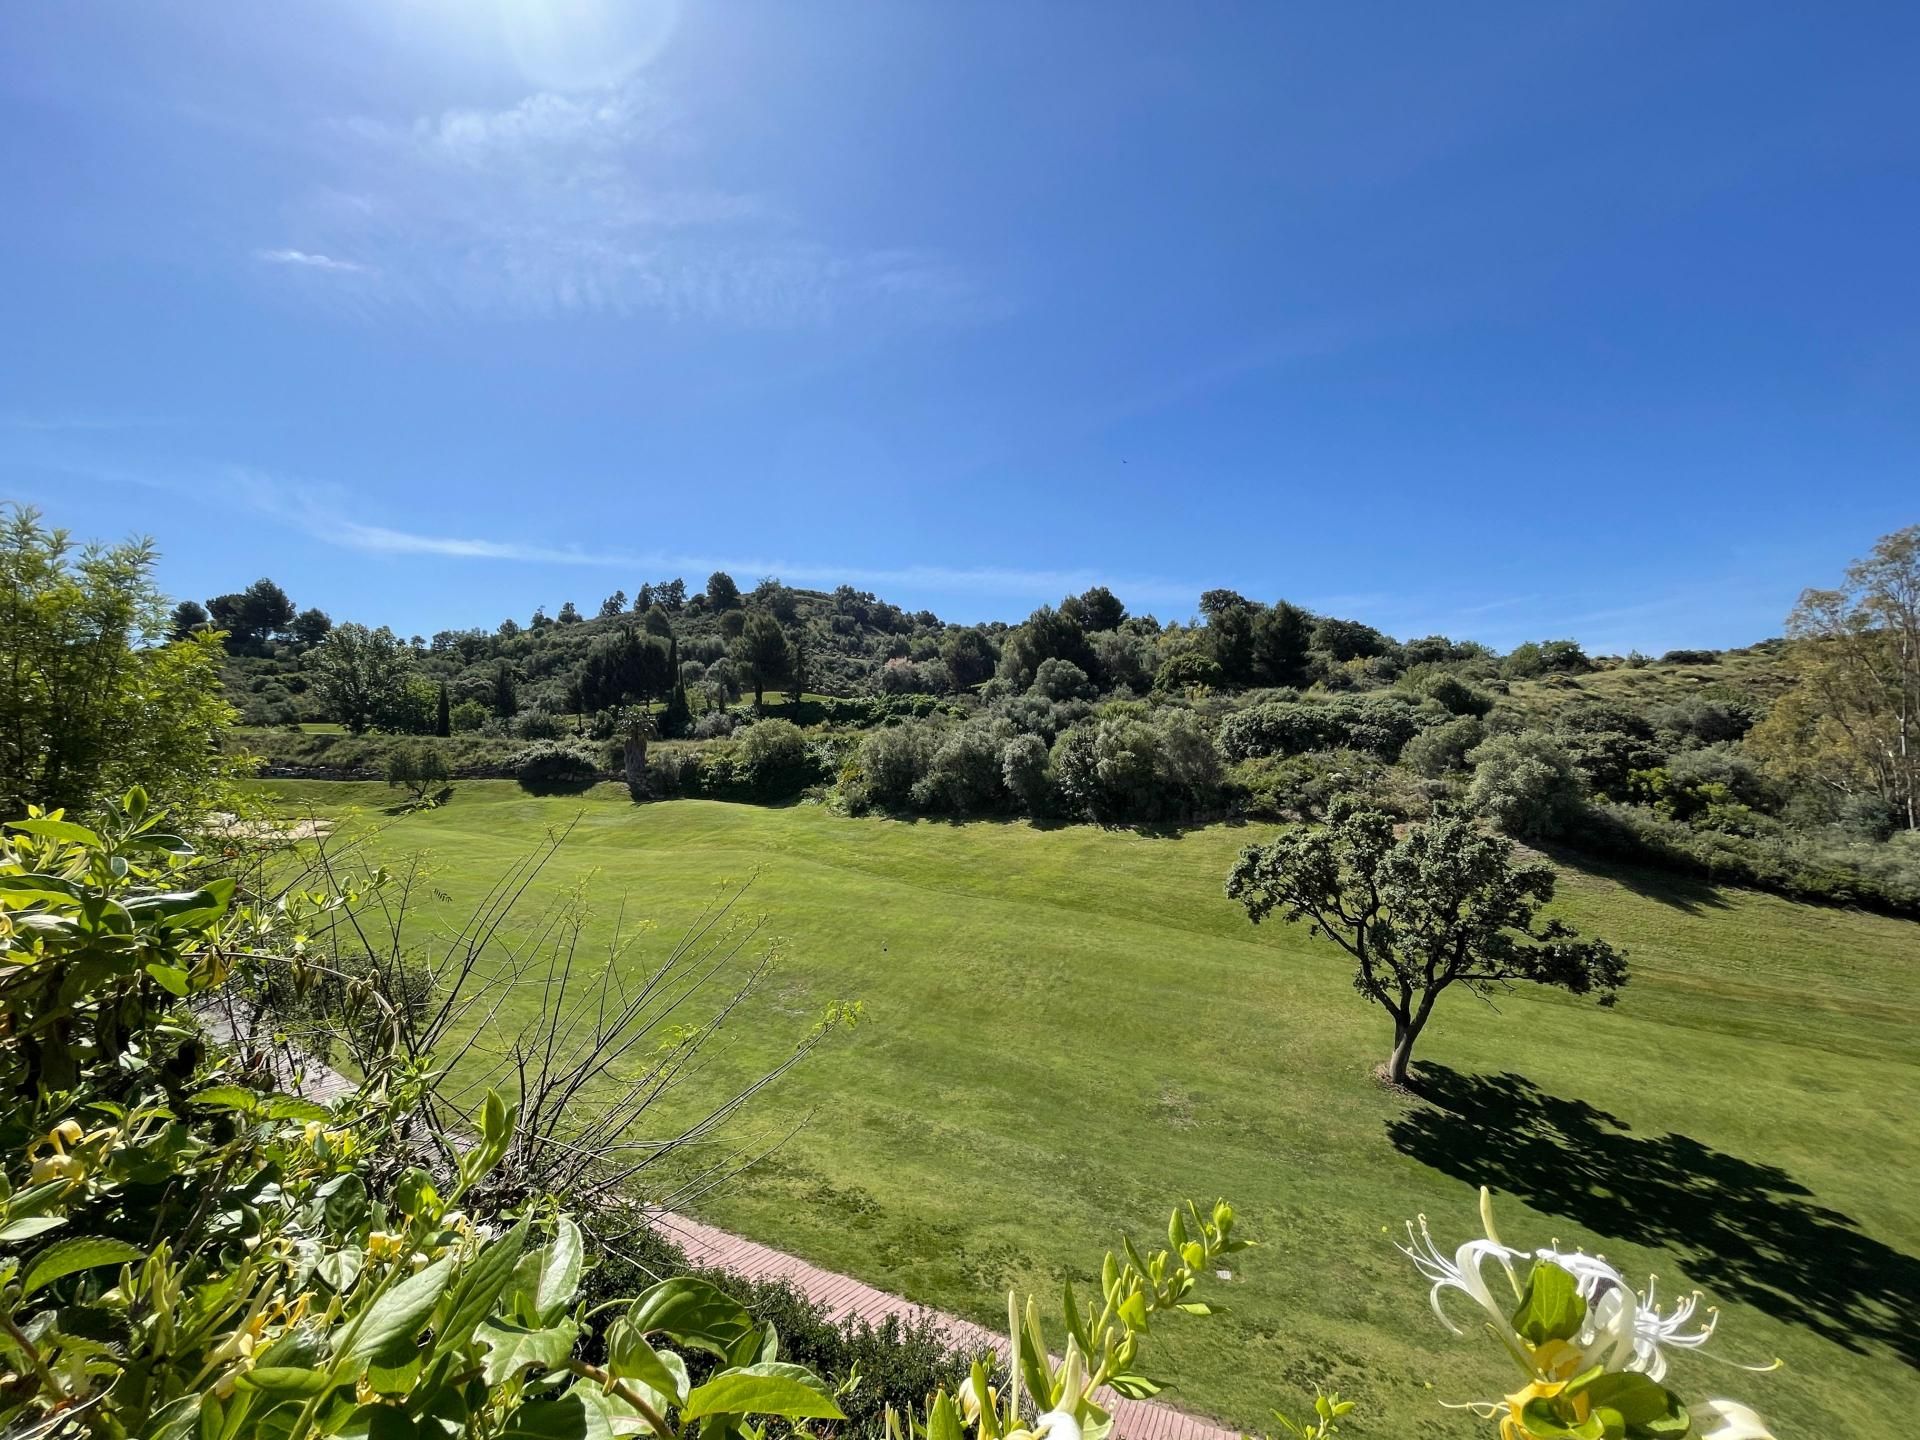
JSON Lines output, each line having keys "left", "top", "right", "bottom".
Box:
{"left": 210, "top": 1016, "right": 1237, "bottom": 1440}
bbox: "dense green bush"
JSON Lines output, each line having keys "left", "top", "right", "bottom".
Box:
{"left": 913, "top": 718, "right": 1015, "bottom": 813}
{"left": 1229, "top": 748, "right": 1393, "bottom": 821}
{"left": 510, "top": 739, "right": 603, "bottom": 791}
{"left": 1000, "top": 732, "right": 1051, "bottom": 813}
{"left": 1467, "top": 731, "right": 1587, "bottom": 838}
{"left": 1217, "top": 695, "right": 1424, "bottom": 763}
{"left": 1402, "top": 715, "right": 1486, "bottom": 777}
{"left": 736, "top": 718, "right": 816, "bottom": 798}
{"left": 1051, "top": 711, "right": 1222, "bottom": 824}
{"left": 855, "top": 723, "right": 939, "bottom": 810}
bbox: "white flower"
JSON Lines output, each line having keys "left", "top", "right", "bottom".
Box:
{"left": 1396, "top": 1190, "right": 1742, "bottom": 1382}
{"left": 1395, "top": 1213, "right": 1522, "bottom": 1340}
{"left": 1693, "top": 1398, "right": 1777, "bottom": 1439}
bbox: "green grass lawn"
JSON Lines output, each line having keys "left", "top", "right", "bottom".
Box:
{"left": 250, "top": 780, "right": 1919, "bottom": 1438}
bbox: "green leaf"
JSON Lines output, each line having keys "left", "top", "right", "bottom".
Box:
{"left": 258, "top": 1093, "right": 334, "bottom": 1124}
{"left": 0, "top": 871, "right": 82, "bottom": 901}
{"left": 628, "top": 1275, "right": 753, "bottom": 1359}
{"left": 145, "top": 963, "right": 192, "bottom": 997}
{"left": 1580, "top": 1372, "right": 1690, "bottom": 1437}
{"left": 517, "top": 1218, "right": 582, "bottom": 1325}
{"left": 318, "top": 1249, "right": 365, "bottom": 1293}
{"left": 437, "top": 1219, "right": 530, "bottom": 1358}
{"left": 1519, "top": 1397, "right": 1605, "bottom": 1440}
{"left": 500, "top": 1392, "right": 613, "bottom": 1440}
{"left": 321, "top": 1174, "right": 370, "bottom": 1234}
{"left": 683, "top": 1363, "right": 846, "bottom": 1422}
{"left": 1106, "top": 1374, "right": 1167, "bottom": 1400}
{"left": 1511, "top": 1260, "right": 1587, "bottom": 1346}
{"left": 7, "top": 818, "right": 102, "bottom": 845}
{"left": 192, "top": 1084, "right": 263, "bottom": 1114}
{"left": 340, "top": 1255, "right": 455, "bottom": 1369}
{"left": 0, "top": 1215, "right": 65, "bottom": 1243}
{"left": 927, "top": 1388, "right": 963, "bottom": 1440}
{"left": 606, "top": 1316, "right": 686, "bottom": 1401}
{"left": 460, "top": 1091, "right": 516, "bottom": 1189}
{"left": 22, "top": 1237, "right": 144, "bottom": 1297}
{"left": 477, "top": 1318, "right": 580, "bottom": 1386}
{"left": 237, "top": 1367, "right": 337, "bottom": 1397}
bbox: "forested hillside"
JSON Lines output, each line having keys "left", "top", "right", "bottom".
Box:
{"left": 197, "top": 530, "right": 1920, "bottom": 919}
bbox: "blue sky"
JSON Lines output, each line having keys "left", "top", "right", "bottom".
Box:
{"left": 3, "top": 3, "right": 1915, "bottom": 652}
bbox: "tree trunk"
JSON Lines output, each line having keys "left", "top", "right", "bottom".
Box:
{"left": 623, "top": 726, "right": 648, "bottom": 798}
{"left": 1385, "top": 1014, "right": 1423, "bottom": 1086}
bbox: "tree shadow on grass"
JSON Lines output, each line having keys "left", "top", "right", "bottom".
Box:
{"left": 1389, "top": 1064, "right": 1920, "bottom": 1368}
{"left": 1532, "top": 841, "right": 1732, "bottom": 915}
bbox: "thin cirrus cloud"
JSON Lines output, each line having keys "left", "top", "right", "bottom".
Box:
{"left": 267, "top": 79, "right": 988, "bottom": 328}
{"left": 320, "top": 515, "right": 1202, "bottom": 605}
{"left": 254, "top": 247, "right": 372, "bottom": 274}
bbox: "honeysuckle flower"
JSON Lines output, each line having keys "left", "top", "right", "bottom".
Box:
{"left": 1693, "top": 1398, "right": 1776, "bottom": 1439}
{"left": 1399, "top": 1189, "right": 1778, "bottom": 1440}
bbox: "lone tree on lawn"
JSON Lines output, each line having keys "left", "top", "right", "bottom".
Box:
{"left": 1225, "top": 803, "right": 1627, "bottom": 1086}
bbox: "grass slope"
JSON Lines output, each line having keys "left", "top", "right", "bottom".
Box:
{"left": 252, "top": 781, "right": 1919, "bottom": 1438}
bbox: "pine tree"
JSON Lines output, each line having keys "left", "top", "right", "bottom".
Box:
{"left": 434, "top": 681, "right": 451, "bottom": 738}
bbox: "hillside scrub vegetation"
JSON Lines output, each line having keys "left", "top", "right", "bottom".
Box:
{"left": 197, "top": 528, "right": 1920, "bottom": 916}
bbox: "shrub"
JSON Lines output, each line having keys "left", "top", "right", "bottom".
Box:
{"left": 1051, "top": 712, "right": 1221, "bottom": 824}
{"left": 737, "top": 717, "right": 815, "bottom": 797}
{"left": 1001, "top": 732, "right": 1052, "bottom": 813}
{"left": 1402, "top": 715, "right": 1486, "bottom": 777}
{"left": 449, "top": 697, "right": 490, "bottom": 733}
{"left": 1467, "top": 731, "right": 1587, "bottom": 838}
{"left": 510, "top": 739, "right": 601, "bottom": 791}
{"left": 914, "top": 719, "right": 1014, "bottom": 812}
{"left": 1152, "top": 645, "right": 1223, "bottom": 693}
{"left": 1502, "top": 638, "right": 1592, "bottom": 678}
{"left": 1030, "top": 657, "right": 1097, "bottom": 702}
{"left": 1575, "top": 801, "right": 1920, "bottom": 916}
{"left": 857, "top": 722, "right": 938, "bottom": 809}
{"left": 515, "top": 706, "right": 566, "bottom": 740}
{"left": 583, "top": 1229, "right": 992, "bottom": 1440}
{"left": 1399, "top": 668, "right": 1492, "bottom": 717}
{"left": 1217, "top": 696, "right": 1422, "bottom": 763}
{"left": 1230, "top": 748, "right": 1387, "bottom": 821}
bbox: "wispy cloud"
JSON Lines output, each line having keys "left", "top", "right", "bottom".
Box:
{"left": 315, "top": 512, "right": 1199, "bottom": 605}
{"left": 191, "top": 466, "right": 1192, "bottom": 603}
{"left": 255, "top": 247, "right": 371, "bottom": 274}
{"left": 268, "top": 79, "right": 987, "bottom": 328}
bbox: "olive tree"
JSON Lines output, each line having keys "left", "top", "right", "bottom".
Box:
{"left": 1226, "top": 804, "right": 1626, "bottom": 1085}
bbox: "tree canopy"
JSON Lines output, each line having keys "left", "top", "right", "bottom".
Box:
{"left": 0, "top": 506, "right": 240, "bottom": 815}
{"left": 1750, "top": 524, "right": 1920, "bottom": 831}
{"left": 1226, "top": 804, "right": 1626, "bottom": 1084}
